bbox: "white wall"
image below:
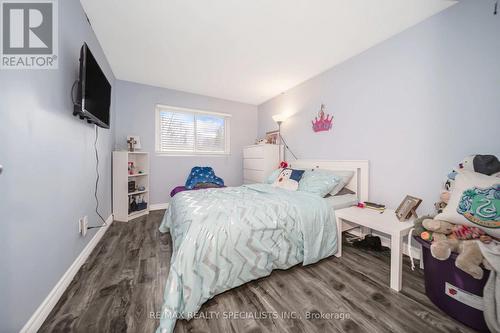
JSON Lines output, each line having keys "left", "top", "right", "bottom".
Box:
{"left": 258, "top": 0, "right": 500, "bottom": 214}
{"left": 114, "top": 80, "right": 258, "bottom": 204}
{"left": 0, "top": 1, "right": 115, "bottom": 331}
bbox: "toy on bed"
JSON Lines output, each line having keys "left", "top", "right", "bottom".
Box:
{"left": 170, "top": 167, "right": 225, "bottom": 197}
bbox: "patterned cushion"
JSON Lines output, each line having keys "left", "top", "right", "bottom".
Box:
{"left": 435, "top": 170, "right": 499, "bottom": 237}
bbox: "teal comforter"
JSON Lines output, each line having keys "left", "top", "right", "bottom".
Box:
{"left": 156, "top": 184, "right": 338, "bottom": 333}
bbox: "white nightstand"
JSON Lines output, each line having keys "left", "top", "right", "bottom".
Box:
{"left": 335, "top": 206, "right": 415, "bottom": 291}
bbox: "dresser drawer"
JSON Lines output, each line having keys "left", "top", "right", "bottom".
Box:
{"left": 243, "top": 145, "right": 265, "bottom": 159}
{"left": 243, "top": 169, "right": 265, "bottom": 183}
{"left": 243, "top": 158, "right": 265, "bottom": 171}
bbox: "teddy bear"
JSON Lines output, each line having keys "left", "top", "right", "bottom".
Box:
{"left": 420, "top": 218, "right": 454, "bottom": 242}
{"left": 413, "top": 216, "right": 431, "bottom": 238}
{"left": 421, "top": 218, "right": 492, "bottom": 279}
{"left": 431, "top": 238, "right": 490, "bottom": 280}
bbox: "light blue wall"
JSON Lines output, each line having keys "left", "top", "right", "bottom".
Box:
{"left": 114, "top": 80, "right": 258, "bottom": 205}
{"left": 0, "top": 0, "right": 115, "bottom": 331}
{"left": 258, "top": 0, "right": 500, "bottom": 214}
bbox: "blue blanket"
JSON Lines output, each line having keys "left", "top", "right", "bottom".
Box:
{"left": 185, "top": 166, "right": 224, "bottom": 189}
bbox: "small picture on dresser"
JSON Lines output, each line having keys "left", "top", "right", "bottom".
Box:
{"left": 265, "top": 130, "right": 279, "bottom": 145}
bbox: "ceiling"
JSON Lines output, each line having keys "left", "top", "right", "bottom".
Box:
{"left": 80, "top": 0, "right": 456, "bottom": 105}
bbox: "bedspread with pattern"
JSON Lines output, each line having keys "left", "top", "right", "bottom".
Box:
{"left": 157, "top": 184, "right": 338, "bottom": 333}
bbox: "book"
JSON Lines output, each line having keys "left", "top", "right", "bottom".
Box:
{"left": 364, "top": 201, "right": 385, "bottom": 209}
{"left": 365, "top": 206, "right": 385, "bottom": 212}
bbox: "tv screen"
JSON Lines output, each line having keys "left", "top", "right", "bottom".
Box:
{"left": 74, "top": 43, "right": 111, "bottom": 128}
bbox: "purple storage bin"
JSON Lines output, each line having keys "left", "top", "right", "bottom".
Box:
{"left": 415, "top": 236, "right": 490, "bottom": 332}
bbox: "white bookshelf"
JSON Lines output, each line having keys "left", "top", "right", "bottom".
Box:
{"left": 113, "top": 151, "right": 150, "bottom": 222}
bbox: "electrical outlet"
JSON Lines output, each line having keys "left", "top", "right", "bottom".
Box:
{"left": 79, "top": 216, "right": 88, "bottom": 237}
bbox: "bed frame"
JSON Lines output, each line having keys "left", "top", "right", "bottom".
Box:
{"left": 289, "top": 160, "right": 369, "bottom": 258}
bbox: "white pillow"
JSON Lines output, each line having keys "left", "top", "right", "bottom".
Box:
{"left": 435, "top": 170, "right": 500, "bottom": 238}
{"left": 329, "top": 170, "right": 355, "bottom": 196}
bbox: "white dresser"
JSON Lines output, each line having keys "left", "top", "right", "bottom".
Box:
{"left": 243, "top": 144, "right": 281, "bottom": 184}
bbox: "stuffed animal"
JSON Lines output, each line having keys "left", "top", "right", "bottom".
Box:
{"left": 256, "top": 138, "right": 268, "bottom": 145}
{"left": 422, "top": 218, "right": 454, "bottom": 234}
{"left": 421, "top": 218, "right": 492, "bottom": 279}
{"left": 431, "top": 238, "right": 490, "bottom": 279}
{"left": 461, "top": 155, "right": 500, "bottom": 175}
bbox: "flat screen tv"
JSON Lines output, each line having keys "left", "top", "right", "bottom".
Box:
{"left": 73, "top": 43, "right": 111, "bottom": 129}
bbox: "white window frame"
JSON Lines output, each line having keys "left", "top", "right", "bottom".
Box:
{"left": 155, "top": 104, "right": 231, "bottom": 156}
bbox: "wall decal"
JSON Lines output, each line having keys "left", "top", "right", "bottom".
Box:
{"left": 312, "top": 104, "right": 333, "bottom": 132}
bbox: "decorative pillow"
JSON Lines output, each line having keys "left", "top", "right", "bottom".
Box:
{"left": 266, "top": 168, "right": 283, "bottom": 184}
{"left": 435, "top": 170, "right": 500, "bottom": 238}
{"left": 328, "top": 170, "right": 355, "bottom": 196}
{"left": 272, "top": 168, "right": 305, "bottom": 191}
{"left": 298, "top": 169, "right": 341, "bottom": 197}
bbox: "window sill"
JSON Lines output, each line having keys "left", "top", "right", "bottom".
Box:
{"left": 155, "top": 151, "right": 231, "bottom": 157}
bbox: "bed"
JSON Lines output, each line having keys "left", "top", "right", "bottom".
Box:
{"left": 156, "top": 160, "right": 369, "bottom": 333}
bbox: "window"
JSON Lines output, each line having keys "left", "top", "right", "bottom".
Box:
{"left": 155, "top": 105, "right": 231, "bottom": 155}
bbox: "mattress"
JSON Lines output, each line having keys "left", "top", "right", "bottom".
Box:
{"left": 325, "top": 193, "right": 359, "bottom": 210}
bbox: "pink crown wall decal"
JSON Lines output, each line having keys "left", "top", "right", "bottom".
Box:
{"left": 312, "top": 104, "right": 333, "bottom": 132}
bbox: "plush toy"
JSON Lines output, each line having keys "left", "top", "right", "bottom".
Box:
{"left": 256, "top": 138, "right": 268, "bottom": 145}
{"left": 431, "top": 238, "right": 490, "bottom": 279}
{"left": 446, "top": 155, "right": 500, "bottom": 190}
{"left": 421, "top": 231, "right": 448, "bottom": 242}
{"left": 420, "top": 218, "right": 453, "bottom": 241}
{"left": 421, "top": 217, "right": 493, "bottom": 279}
{"left": 422, "top": 218, "right": 454, "bottom": 234}
{"left": 461, "top": 155, "right": 500, "bottom": 176}
{"left": 414, "top": 216, "right": 444, "bottom": 241}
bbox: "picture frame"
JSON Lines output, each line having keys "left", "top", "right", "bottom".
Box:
{"left": 395, "top": 195, "right": 422, "bottom": 221}
{"left": 265, "top": 130, "right": 279, "bottom": 145}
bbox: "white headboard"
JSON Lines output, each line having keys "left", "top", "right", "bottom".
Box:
{"left": 289, "top": 160, "right": 369, "bottom": 202}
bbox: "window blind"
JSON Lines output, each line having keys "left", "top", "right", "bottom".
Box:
{"left": 157, "top": 106, "right": 229, "bottom": 154}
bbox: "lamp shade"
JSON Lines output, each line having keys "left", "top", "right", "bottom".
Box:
{"left": 272, "top": 114, "right": 288, "bottom": 123}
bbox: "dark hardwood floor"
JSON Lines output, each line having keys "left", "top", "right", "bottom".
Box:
{"left": 39, "top": 210, "right": 475, "bottom": 333}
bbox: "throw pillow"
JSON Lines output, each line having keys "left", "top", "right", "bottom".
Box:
{"left": 435, "top": 170, "right": 499, "bottom": 238}
{"left": 272, "top": 168, "right": 305, "bottom": 191}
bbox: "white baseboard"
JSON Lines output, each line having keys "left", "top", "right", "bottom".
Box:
{"left": 20, "top": 214, "right": 114, "bottom": 333}
{"left": 150, "top": 203, "right": 169, "bottom": 211}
